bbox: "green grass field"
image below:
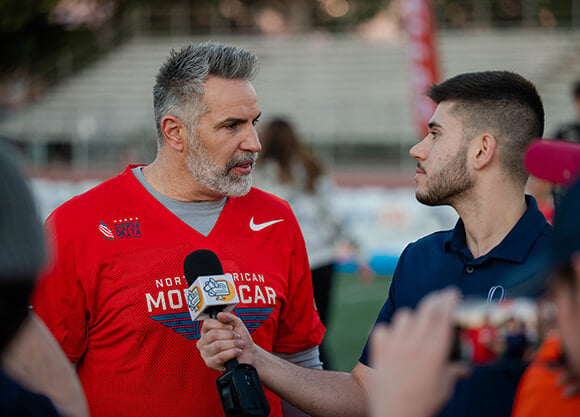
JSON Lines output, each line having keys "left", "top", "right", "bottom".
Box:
{"left": 323, "top": 272, "right": 393, "bottom": 372}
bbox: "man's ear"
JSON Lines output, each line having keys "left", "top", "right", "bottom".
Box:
{"left": 160, "top": 115, "right": 187, "bottom": 152}
{"left": 471, "top": 133, "right": 497, "bottom": 170}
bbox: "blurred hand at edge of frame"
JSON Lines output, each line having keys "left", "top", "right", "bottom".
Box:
{"left": 558, "top": 366, "right": 580, "bottom": 398}
{"left": 369, "top": 288, "right": 471, "bottom": 417}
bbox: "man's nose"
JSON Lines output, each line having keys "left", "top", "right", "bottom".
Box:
{"left": 410, "top": 135, "right": 429, "bottom": 160}
{"left": 241, "top": 126, "right": 261, "bottom": 153}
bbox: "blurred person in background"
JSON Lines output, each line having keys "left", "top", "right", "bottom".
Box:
{"left": 525, "top": 175, "right": 554, "bottom": 223}
{"left": 254, "top": 117, "right": 369, "bottom": 370}
{"left": 0, "top": 141, "right": 89, "bottom": 417}
{"left": 502, "top": 317, "right": 530, "bottom": 361}
{"left": 31, "top": 41, "right": 324, "bottom": 417}
{"left": 553, "top": 81, "right": 580, "bottom": 143}
{"left": 526, "top": 80, "right": 580, "bottom": 222}
{"left": 197, "top": 70, "right": 549, "bottom": 417}
{"left": 507, "top": 138, "right": 580, "bottom": 416}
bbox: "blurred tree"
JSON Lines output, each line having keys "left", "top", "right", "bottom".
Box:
{"left": 0, "top": 0, "right": 387, "bottom": 87}
{"left": 434, "top": 0, "right": 576, "bottom": 28}
{"left": 0, "top": 0, "right": 576, "bottom": 109}
{"left": 0, "top": 0, "right": 59, "bottom": 32}
{"left": 0, "top": 0, "right": 129, "bottom": 108}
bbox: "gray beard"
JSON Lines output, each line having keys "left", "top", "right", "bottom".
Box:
{"left": 186, "top": 135, "right": 256, "bottom": 197}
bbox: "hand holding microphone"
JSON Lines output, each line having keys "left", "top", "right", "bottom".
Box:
{"left": 185, "top": 249, "right": 270, "bottom": 417}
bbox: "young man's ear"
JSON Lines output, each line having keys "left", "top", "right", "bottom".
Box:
{"left": 471, "top": 133, "right": 497, "bottom": 170}
{"left": 160, "top": 115, "right": 187, "bottom": 152}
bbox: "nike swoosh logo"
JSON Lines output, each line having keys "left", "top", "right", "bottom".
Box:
{"left": 249, "top": 217, "right": 284, "bottom": 231}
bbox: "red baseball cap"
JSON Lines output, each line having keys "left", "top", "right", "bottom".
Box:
{"left": 525, "top": 138, "right": 580, "bottom": 185}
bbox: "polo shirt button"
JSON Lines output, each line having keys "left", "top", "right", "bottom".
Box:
{"left": 465, "top": 265, "right": 475, "bottom": 274}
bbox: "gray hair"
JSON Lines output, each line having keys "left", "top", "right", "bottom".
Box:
{"left": 152, "top": 41, "right": 259, "bottom": 145}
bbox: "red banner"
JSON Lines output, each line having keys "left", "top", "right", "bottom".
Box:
{"left": 404, "top": 0, "right": 441, "bottom": 139}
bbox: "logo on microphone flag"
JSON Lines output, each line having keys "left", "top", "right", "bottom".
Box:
{"left": 203, "top": 277, "right": 237, "bottom": 301}
{"left": 187, "top": 286, "right": 203, "bottom": 313}
{"left": 185, "top": 274, "right": 240, "bottom": 321}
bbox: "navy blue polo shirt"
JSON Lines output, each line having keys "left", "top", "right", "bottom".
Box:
{"left": 0, "top": 369, "right": 62, "bottom": 416}
{"left": 359, "top": 195, "right": 551, "bottom": 417}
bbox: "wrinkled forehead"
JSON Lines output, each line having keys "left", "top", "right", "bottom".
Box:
{"left": 203, "top": 77, "right": 257, "bottom": 104}
{"left": 197, "top": 77, "right": 260, "bottom": 125}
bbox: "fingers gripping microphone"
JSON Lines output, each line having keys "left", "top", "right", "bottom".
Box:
{"left": 184, "top": 250, "right": 270, "bottom": 417}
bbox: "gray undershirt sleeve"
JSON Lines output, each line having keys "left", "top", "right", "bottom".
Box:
{"left": 273, "top": 346, "right": 323, "bottom": 370}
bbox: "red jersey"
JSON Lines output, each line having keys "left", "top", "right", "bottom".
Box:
{"left": 32, "top": 166, "right": 325, "bottom": 417}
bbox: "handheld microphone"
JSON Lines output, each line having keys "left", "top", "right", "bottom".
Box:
{"left": 184, "top": 250, "right": 239, "bottom": 321}
{"left": 184, "top": 249, "right": 270, "bottom": 417}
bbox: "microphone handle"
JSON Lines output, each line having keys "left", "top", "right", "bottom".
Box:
{"left": 208, "top": 306, "right": 224, "bottom": 320}
{"left": 225, "top": 358, "right": 239, "bottom": 372}
{"left": 208, "top": 306, "right": 240, "bottom": 372}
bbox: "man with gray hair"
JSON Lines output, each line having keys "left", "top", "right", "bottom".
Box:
{"left": 32, "top": 41, "right": 324, "bottom": 417}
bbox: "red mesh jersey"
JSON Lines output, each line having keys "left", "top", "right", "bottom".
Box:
{"left": 32, "top": 166, "right": 325, "bottom": 417}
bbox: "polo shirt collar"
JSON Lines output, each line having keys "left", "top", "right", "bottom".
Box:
{"left": 445, "top": 195, "right": 547, "bottom": 264}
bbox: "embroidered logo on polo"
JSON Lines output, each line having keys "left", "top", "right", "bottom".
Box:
{"left": 487, "top": 285, "right": 505, "bottom": 303}
{"left": 99, "top": 217, "right": 142, "bottom": 240}
{"left": 150, "top": 307, "right": 274, "bottom": 340}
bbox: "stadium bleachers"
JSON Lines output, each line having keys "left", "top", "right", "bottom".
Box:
{"left": 10, "top": 29, "right": 580, "bottom": 275}
{"left": 1, "top": 29, "right": 579, "bottom": 162}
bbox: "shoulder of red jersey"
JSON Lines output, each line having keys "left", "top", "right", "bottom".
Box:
{"left": 47, "top": 166, "right": 139, "bottom": 223}
{"left": 242, "top": 187, "right": 293, "bottom": 212}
